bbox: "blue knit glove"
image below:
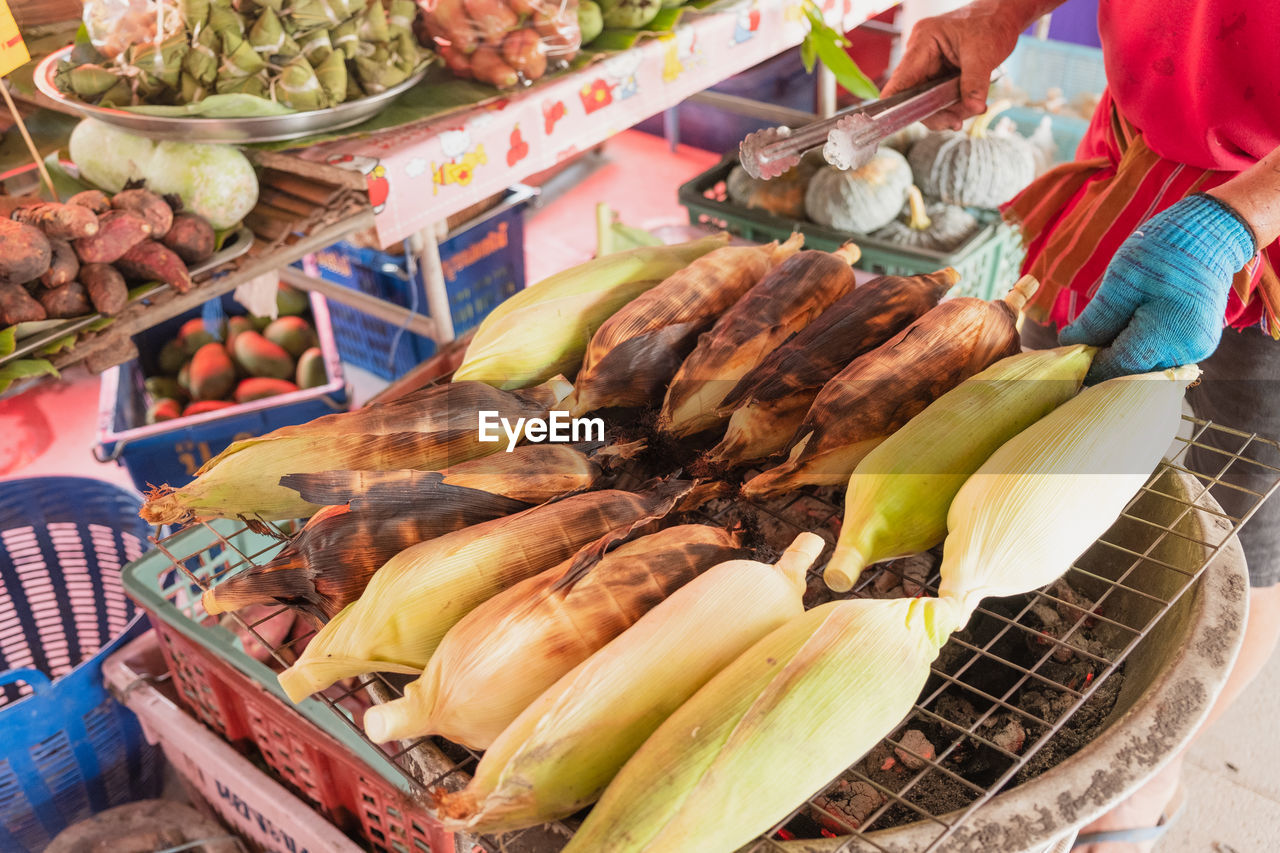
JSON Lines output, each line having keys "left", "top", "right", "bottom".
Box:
{"left": 1058, "top": 194, "right": 1257, "bottom": 384}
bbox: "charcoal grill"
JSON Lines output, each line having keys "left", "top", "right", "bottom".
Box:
{"left": 146, "top": 415, "right": 1279, "bottom": 853}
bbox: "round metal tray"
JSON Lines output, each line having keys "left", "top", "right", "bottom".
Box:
{"left": 34, "top": 46, "right": 427, "bottom": 144}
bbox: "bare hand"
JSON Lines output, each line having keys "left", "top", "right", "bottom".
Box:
{"left": 882, "top": 1, "right": 1035, "bottom": 130}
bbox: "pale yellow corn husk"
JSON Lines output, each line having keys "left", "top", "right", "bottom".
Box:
{"left": 435, "top": 533, "right": 827, "bottom": 834}
{"left": 939, "top": 364, "right": 1200, "bottom": 613}
{"left": 824, "top": 345, "right": 1095, "bottom": 592}
{"left": 140, "top": 378, "right": 570, "bottom": 524}
{"left": 453, "top": 234, "right": 730, "bottom": 390}
{"left": 565, "top": 234, "right": 804, "bottom": 416}
{"left": 564, "top": 596, "right": 965, "bottom": 853}
{"left": 362, "top": 524, "right": 746, "bottom": 748}
{"left": 276, "top": 481, "right": 700, "bottom": 703}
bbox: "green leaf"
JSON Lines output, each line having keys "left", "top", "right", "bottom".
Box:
{"left": 801, "top": 0, "right": 879, "bottom": 100}
{"left": 122, "top": 94, "right": 297, "bottom": 118}
{"left": 0, "top": 359, "right": 58, "bottom": 395}
{"left": 38, "top": 334, "right": 77, "bottom": 356}
{"left": 645, "top": 7, "right": 687, "bottom": 30}
{"left": 0, "top": 326, "right": 15, "bottom": 358}
{"left": 800, "top": 35, "right": 818, "bottom": 74}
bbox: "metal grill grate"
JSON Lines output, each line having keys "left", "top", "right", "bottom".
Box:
{"left": 148, "top": 416, "right": 1280, "bottom": 853}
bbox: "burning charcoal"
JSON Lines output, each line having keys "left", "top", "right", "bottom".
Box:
{"left": 894, "top": 729, "right": 936, "bottom": 770}
{"left": 991, "top": 719, "right": 1027, "bottom": 754}
{"left": 1047, "top": 578, "right": 1097, "bottom": 626}
{"left": 873, "top": 568, "right": 900, "bottom": 595}
{"left": 810, "top": 779, "right": 886, "bottom": 833}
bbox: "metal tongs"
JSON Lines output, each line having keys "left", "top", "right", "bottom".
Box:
{"left": 738, "top": 72, "right": 962, "bottom": 179}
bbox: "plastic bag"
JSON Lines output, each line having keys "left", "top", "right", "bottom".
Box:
{"left": 418, "top": 0, "right": 581, "bottom": 88}
{"left": 83, "top": 0, "right": 184, "bottom": 60}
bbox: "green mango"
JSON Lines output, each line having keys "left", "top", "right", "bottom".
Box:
{"left": 578, "top": 0, "right": 604, "bottom": 44}
{"left": 598, "top": 0, "right": 662, "bottom": 29}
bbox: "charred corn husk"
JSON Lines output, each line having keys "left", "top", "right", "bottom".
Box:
{"left": 659, "top": 246, "right": 862, "bottom": 439}
{"left": 706, "top": 268, "right": 957, "bottom": 466}
{"left": 565, "top": 596, "right": 964, "bottom": 853}
{"left": 435, "top": 533, "right": 827, "bottom": 834}
{"left": 938, "top": 365, "right": 1200, "bottom": 612}
{"left": 824, "top": 345, "right": 1095, "bottom": 592}
{"left": 363, "top": 525, "right": 747, "bottom": 749}
{"left": 200, "top": 443, "right": 617, "bottom": 618}
{"left": 139, "top": 378, "right": 571, "bottom": 525}
{"left": 742, "top": 277, "right": 1036, "bottom": 498}
{"left": 453, "top": 235, "right": 730, "bottom": 390}
{"left": 276, "top": 480, "right": 710, "bottom": 703}
{"left": 565, "top": 235, "right": 804, "bottom": 416}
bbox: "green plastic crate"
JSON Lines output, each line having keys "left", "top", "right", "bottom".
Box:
{"left": 678, "top": 157, "right": 1027, "bottom": 301}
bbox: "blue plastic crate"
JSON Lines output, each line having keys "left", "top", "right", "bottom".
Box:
{"left": 0, "top": 477, "right": 164, "bottom": 851}
{"left": 307, "top": 186, "right": 533, "bottom": 381}
{"left": 94, "top": 293, "right": 348, "bottom": 494}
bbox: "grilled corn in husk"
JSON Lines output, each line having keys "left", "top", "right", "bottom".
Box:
{"left": 363, "top": 524, "right": 747, "bottom": 748}
{"left": 824, "top": 345, "right": 1094, "bottom": 592}
{"left": 454, "top": 235, "right": 730, "bottom": 390}
{"left": 564, "top": 597, "right": 964, "bottom": 853}
{"left": 658, "top": 246, "right": 861, "bottom": 439}
{"left": 565, "top": 235, "right": 804, "bottom": 416}
{"left": 742, "top": 277, "right": 1035, "bottom": 498}
{"left": 435, "top": 533, "right": 826, "bottom": 834}
{"left": 276, "top": 479, "right": 709, "bottom": 703}
{"left": 200, "top": 443, "right": 617, "bottom": 619}
{"left": 140, "top": 378, "right": 570, "bottom": 525}
{"left": 706, "top": 268, "right": 957, "bottom": 466}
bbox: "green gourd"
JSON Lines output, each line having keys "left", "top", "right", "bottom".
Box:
{"left": 907, "top": 104, "right": 1037, "bottom": 208}
{"left": 872, "top": 186, "right": 980, "bottom": 252}
{"left": 727, "top": 151, "right": 824, "bottom": 220}
{"left": 803, "top": 147, "right": 912, "bottom": 234}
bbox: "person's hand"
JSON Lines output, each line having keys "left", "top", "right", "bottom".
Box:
{"left": 1058, "top": 195, "right": 1257, "bottom": 384}
{"left": 881, "top": 1, "right": 1030, "bottom": 130}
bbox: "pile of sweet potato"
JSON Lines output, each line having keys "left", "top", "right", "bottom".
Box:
{"left": 0, "top": 187, "right": 218, "bottom": 327}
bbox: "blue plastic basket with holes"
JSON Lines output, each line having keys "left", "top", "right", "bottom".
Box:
{"left": 0, "top": 478, "right": 164, "bottom": 851}
{"left": 997, "top": 36, "right": 1108, "bottom": 162}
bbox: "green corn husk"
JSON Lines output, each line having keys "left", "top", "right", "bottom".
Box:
{"left": 330, "top": 17, "right": 360, "bottom": 58}
{"left": 179, "top": 71, "right": 210, "bottom": 103}
{"left": 454, "top": 234, "right": 731, "bottom": 390}
{"left": 315, "top": 49, "right": 348, "bottom": 104}
{"left": 214, "top": 72, "right": 268, "bottom": 97}
{"left": 387, "top": 0, "right": 416, "bottom": 35}
{"left": 298, "top": 28, "right": 333, "bottom": 64}
{"left": 823, "top": 345, "right": 1095, "bottom": 592}
{"left": 56, "top": 62, "right": 120, "bottom": 99}
{"left": 219, "top": 36, "right": 266, "bottom": 78}
{"left": 357, "top": 1, "right": 390, "bottom": 41}
{"left": 180, "top": 0, "right": 211, "bottom": 27}
{"left": 565, "top": 597, "right": 964, "bottom": 853}
{"left": 277, "top": 54, "right": 328, "bottom": 110}
{"left": 250, "top": 7, "right": 300, "bottom": 60}
{"left": 183, "top": 25, "right": 221, "bottom": 84}
{"left": 140, "top": 379, "right": 570, "bottom": 525}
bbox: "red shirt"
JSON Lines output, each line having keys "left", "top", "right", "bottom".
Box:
{"left": 1098, "top": 0, "right": 1280, "bottom": 172}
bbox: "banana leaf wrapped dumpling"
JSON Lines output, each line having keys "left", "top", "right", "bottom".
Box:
{"left": 208, "top": 5, "right": 247, "bottom": 48}
{"left": 184, "top": 25, "right": 221, "bottom": 84}
{"left": 55, "top": 62, "right": 120, "bottom": 99}
{"left": 315, "top": 49, "right": 348, "bottom": 104}
{"left": 299, "top": 28, "right": 333, "bottom": 65}
{"left": 219, "top": 36, "right": 267, "bottom": 80}
{"left": 179, "top": 71, "right": 210, "bottom": 103}
{"left": 292, "top": 0, "right": 367, "bottom": 29}
{"left": 357, "top": 1, "right": 390, "bottom": 42}
{"left": 330, "top": 17, "right": 360, "bottom": 59}
{"left": 277, "top": 54, "right": 328, "bottom": 110}
{"left": 129, "top": 34, "right": 189, "bottom": 89}
{"left": 215, "top": 70, "right": 268, "bottom": 97}
{"left": 387, "top": 0, "right": 416, "bottom": 37}
{"left": 179, "top": 0, "right": 211, "bottom": 28}
{"left": 249, "top": 8, "right": 301, "bottom": 61}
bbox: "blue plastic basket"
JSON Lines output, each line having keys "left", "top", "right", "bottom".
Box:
{"left": 997, "top": 36, "right": 1107, "bottom": 162}
{"left": 0, "top": 478, "right": 164, "bottom": 851}
{"left": 306, "top": 186, "right": 534, "bottom": 381}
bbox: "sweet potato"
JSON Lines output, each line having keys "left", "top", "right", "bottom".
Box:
{"left": 0, "top": 219, "right": 52, "bottom": 283}
{"left": 115, "top": 241, "right": 193, "bottom": 294}
{"left": 12, "top": 203, "right": 100, "bottom": 241}
{"left": 81, "top": 263, "right": 129, "bottom": 316}
{"left": 502, "top": 28, "right": 547, "bottom": 79}
{"left": 68, "top": 190, "right": 112, "bottom": 215}
{"left": 161, "top": 212, "right": 216, "bottom": 264}
{"left": 0, "top": 281, "right": 46, "bottom": 324}
{"left": 41, "top": 239, "right": 80, "bottom": 289}
{"left": 38, "top": 282, "right": 91, "bottom": 319}
{"left": 74, "top": 210, "right": 151, "bottom": 264}
{"left": 463, "top": 0, "right": 519, "bottom": 42}
{"left": 470, "top": 46, "right": 520, "bottom": 88}
{"left": 111, "top": 188, "right": 174, "bottom": 239}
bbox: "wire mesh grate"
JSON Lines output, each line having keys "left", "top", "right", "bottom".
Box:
{"left": 148, "top": 416, "right": 1280, "bottom": 853}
